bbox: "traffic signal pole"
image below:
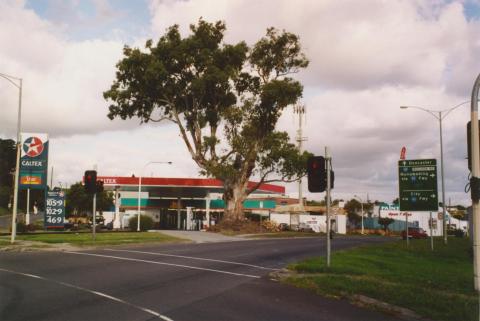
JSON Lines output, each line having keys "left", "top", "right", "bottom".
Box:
{"left": 325, "top": 147, "right": 331, "bottom": 268}
{"left": 92, "top": 193, "right": 96, "bottom": 241}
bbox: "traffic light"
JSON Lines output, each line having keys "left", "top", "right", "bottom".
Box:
{"left": 96, "top": 180, "right": 104, "bottom": 194}
{"left": 307, "top": 156, "right": 326, "bottom": 192}
{"left": 84, "top": 170, "right": 97, "bottom": 194}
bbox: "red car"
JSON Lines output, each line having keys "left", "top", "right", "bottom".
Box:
{"left": 402, "top": 227, "right": 428, "bottom": 239}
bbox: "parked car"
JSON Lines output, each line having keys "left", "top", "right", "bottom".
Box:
{"left": 401, "top": 227, "right": 428, "bottom": 239}
{"left": 278, "top": 223, "right": 290, "bottom": 231}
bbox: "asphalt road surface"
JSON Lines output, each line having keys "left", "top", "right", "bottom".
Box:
{"left": 0, "top": 236, "right": 405, "bottom": 321}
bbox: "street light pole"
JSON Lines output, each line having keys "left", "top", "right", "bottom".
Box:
{"left": 137, "top": 161, "right": 172, "bottom": 232}
{"left": 354, "top": 195, "right": 364, "bottom": 234}
{"left": 400, "top": 101, "right": 471, "bottom": 245}
{"left": 0, "top": 72, "right": 22, "bottom": 244}
{"left": 438, "top": 111, "right": 447, "bottom": 244}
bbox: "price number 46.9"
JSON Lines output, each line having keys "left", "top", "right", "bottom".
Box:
{"left": 46, "top": 216, "right": 63, "bottom": 224}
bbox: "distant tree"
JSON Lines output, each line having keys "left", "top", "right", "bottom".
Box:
{"left": 0, "top": 138, "right": 16, "bottom": 208}
{"left": 66, "top": 182, "right": 113, "bottom": 217}
{"left": 347, "top": 211, "right": 361, "bottom": 226}
{"left": 378, "top": 217, "right": 395, "bottom": 233}
{"left": 0, "top": 138, "right": 16, "bottom": 187}
{"left": 104, "top": 20, "right": 311, "bottom": 223}
{"left": 306, "top": 200, "right": 322, "bottom": 206}
{"left": 0, "top": 186, "right": 10, "bottom": 209}
{"left": 344, "top": 199, "right": 361, "bottom": 215}
{"left": 344, "top": 199, "right": 362, "bottom": 226}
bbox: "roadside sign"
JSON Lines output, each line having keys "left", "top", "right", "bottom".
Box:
{"left": 45, "top": 190, "right": 65, "bottom": 229}
{"left": 398, "top": 159, "right": 438, "bottom": 211}
{"left": 19, "top": 133, "right": 49, "bottom": 189}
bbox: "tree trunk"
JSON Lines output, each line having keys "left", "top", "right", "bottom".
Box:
{"left": 223, "top": 180, "right": 248, "bottom": 222}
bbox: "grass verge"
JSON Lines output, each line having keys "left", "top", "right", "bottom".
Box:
{"left": 285, "top": 238, "right": 478, "bottom": 321}
{"left": 2, "top": 231, "right": 186, "bottom": 247}
{"left": 247, "top": 231, "right": 322, "bottom": 238}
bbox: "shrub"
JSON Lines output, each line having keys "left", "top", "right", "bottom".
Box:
{"left": 261, "top": 220, "right": 281, "bottom": 232}
{"left": 453, "top": 229, "right": 465, "bottom": 238}
{"left": 16, "top": 222, "right": 28, "bottom": 233}
{"left": 128, "top": 215, "right": 154, "bottom": 231}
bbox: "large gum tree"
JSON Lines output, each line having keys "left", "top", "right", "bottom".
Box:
{"left": 104, "top": 20, "right": 311, "bottom": 222}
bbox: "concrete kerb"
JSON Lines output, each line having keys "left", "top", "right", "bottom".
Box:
{"left": 270, "top": 269, "right": 434, "bottom": 321}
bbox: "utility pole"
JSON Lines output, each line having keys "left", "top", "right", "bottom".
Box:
{"left": 92, "top": 165, "right": 97, "bottom": 241}
{"left": 294, "top": 105, "right": 307, "bottom": 208}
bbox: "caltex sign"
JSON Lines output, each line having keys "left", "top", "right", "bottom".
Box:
{"left": 19, "top": 133, "right": 49, "bottom": 189}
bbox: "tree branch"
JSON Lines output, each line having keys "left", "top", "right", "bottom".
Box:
{"left": 147, "top": 116, "right": 178, "bottom": 123}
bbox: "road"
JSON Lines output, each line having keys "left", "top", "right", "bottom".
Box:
{"left": 0, "top": 235, "right": 404, "bottom": 321}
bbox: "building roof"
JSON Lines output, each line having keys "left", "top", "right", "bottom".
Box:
{"left": 96, "top": 176, "right": 285, "bottom": 197}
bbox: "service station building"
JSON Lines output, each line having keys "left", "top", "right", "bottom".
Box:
{"left": 98, "top": 176, "right": 294, "bottom": 230}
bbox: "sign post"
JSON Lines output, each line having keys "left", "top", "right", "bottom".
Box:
{"left": 325, "top": 147, "right": 331, "bottom": 267}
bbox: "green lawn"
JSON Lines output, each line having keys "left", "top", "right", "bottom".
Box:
{"left": 248, "top": 231, "right": 322, "bottom": 238}
{"left": 6, "top": 232, "right": 186, "bottom": 247}
{"left": 285, "top": 238, "right": 478, "bottom": 321}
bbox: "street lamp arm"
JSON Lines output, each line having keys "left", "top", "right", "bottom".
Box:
{"left": 400, "top": 105, "right": 440, "bottom": 119}
{"left": 0, "top": 73, "right": 21, "bottom": 88}
{"left": 442, "top": 100, "right": 478, "bottom": 119}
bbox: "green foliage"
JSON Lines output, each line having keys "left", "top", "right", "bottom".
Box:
{"left": 347, "top": 212, "right": 361, "bottom": 225}
{"left": 453, "top": 229, "right": 465, "bottom": 238}
{"left": 16, "top": 222, "right": 28, "bottom": 233}
{"left": 66, "top": 182, "right": 114, "bottom": 217}
{"left": 344, "top": 199, "right": 361, "bottom": 215}
{"left": 14, "top": 232, "right": 182, "bottom": 246}
{"left": 104, "top": 19, "right": 310, "bottom": 220}
{"left": 0, "top": 138, "right": 15, "bottom": 187}
{"left": 378, "top": 217, "right": 395, "bottom": 231}
{"left": 0, "top": 207, "right": 9, "bottom": 216}
{"left": 128, "top": 215, "right": 154, "bottom": 231}
{"left": 0, "top": 139, "right": 15, "bottom": 208}
{"left": 0, "top": 186, "right": 11, "bottom": 209}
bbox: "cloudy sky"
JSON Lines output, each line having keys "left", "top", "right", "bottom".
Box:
{"left": 1, "top": 0, "right": 480, "bottom": 205}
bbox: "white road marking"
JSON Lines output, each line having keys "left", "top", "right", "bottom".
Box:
{"left": 0, "top": 267, "right": 173, "bottom": 321}
{"left": 104, "top": 248, "right": 280, "bottom": 271}
{"left": 65, "top": 251, "right": 261, "bottom": 279}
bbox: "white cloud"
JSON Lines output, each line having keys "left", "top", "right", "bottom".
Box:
{"left": 148, "top": 0, "right": 480, "bottom": 92}
{"left": 1, "top": 0, "right": 479, "bottom": 206}
{"left": 0, "top": 0, "right": 140, "bottom": 138}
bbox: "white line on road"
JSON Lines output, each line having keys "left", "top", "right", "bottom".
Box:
{"left": 0, "top": 267, "right": 173, "bottom": 321}
{"left": 104, "top": 248, "right": 280, "bottom": 271}
{"left": 65, "top": 251, "right": 261, "bottom": 279}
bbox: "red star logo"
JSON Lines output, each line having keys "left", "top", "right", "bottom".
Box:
{"left": 23, "top": 137, "right": 44, "bottom": 157}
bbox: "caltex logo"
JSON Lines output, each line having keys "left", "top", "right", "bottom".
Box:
{"left": 23, "top": 137, "right": 44, "bottom": 157}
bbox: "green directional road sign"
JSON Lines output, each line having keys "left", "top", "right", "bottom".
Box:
{"left": 398, "top": 159, "right": 438, "bottom": 211}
